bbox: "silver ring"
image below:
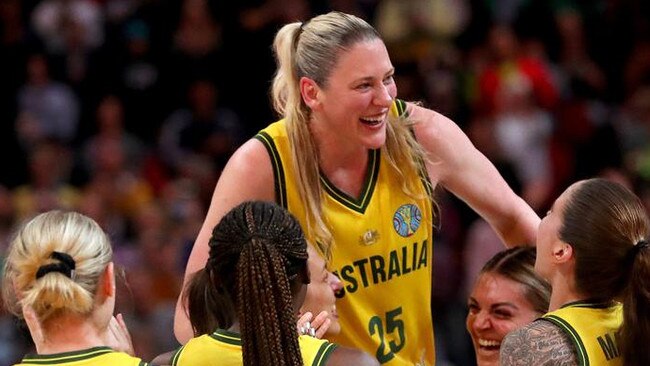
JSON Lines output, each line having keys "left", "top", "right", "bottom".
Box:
{"left": 299, "top": 321, "right": 316, "bottom": 337}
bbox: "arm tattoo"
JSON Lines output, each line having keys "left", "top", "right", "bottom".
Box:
{"left": 500, "top": 320, "right": 579, "bottom": 366}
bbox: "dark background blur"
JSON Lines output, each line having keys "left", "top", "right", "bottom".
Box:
{"left": 1, "top": 1, "right": 650, "bottom": 365}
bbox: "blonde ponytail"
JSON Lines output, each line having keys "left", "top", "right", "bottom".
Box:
{"left": 2, "top": 211, "right": 112, "bottom": 322}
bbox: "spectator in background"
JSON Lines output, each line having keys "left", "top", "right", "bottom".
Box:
{"left": 30, "top": 0, "right": 104, "bottom": 56}
{"left": 476, "top": 24, "right": 558, "bottom": 116}
{"left": 164, "top": 0, "right": 224, "bottom": 118}
{"left": 30, "top": 0, "right": 104, "bottom": 87}
{"left": 158, "top": 78, "right": 242, "bottom": 175}
{"left": 492, "top": 66, "right": 554, "bottom": 210}
{"left": 81, "top": 94, "right": 146, "bottom": 180}
{"left": 117, "top": 18, "right": 165, "bottom": 143}
{"left": 374, "top": 0, "right": 469, "bottom": 63}
{"left": 16, "top": 53, "right": 80, "bottom": 148}
{"left": 82, "top": 134, "right": 153, "bottom": 222}
{"left": 615, "top": 85, "right": 650, "bottom": 180}
{"left": 12, "top": 141, "right": 80, "bottom": 223}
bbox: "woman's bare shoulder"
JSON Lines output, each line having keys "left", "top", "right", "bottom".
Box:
{"left": 500, "top": 320, "right": 578, "bottom": 366}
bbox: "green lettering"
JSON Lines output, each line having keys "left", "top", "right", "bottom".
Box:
{"left": 370, "top": 255, "right": 386, "bottom": 284}
{"left": 597, "top": 333, "right": 620, "bottom": 361}
{"left": 411, "top": 242, "right": 417, "bottom": 270}
{"left": 353, "top": 258, "right": 370, "bottom": 288}
{"left": 388, "top": 250, "right": 401, "bottom": 280}
{"left": 401, "top": 246, "right": 411, "bottom": 274}
{"left": 418, "top": 239, "right": 428, "bottom": 269}
{"left": 340, "top": 265, "right": 358, "bottom": 293}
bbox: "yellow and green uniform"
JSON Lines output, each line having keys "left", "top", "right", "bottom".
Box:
{"left": 255, "top": 100, "right": 435, "bottom": 365}
{"left": 15, "top": 347, "right": 147, "bottom": 366}
{"left": 542, "top": 301, "right": 623, "bottom": 366}
{"left": 171, "top": 329, "right": 337, "bottom": 365}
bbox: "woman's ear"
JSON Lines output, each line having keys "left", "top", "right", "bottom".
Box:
{"left": 22, "top": 304, "right": 44, "bottom": 351}
{"left": 552, "top": 243, "right": 574, "bottom": 263}
{"left": 300, "top": 77, "right": 321, "bottom": 110}
{"left": 98, "top": 262, "right": 115, "bottom": 301}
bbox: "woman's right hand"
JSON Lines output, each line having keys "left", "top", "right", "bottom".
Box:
{"left": 297, "top": 311, "right": 331, "bottom": 339}
{"left": 104, "top": 313, "right": 135, "bottom": 355}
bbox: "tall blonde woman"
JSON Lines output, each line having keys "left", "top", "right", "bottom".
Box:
{"left": 174, "top": 11, "right": 539, "bottom": 365}
{"left": 2, "top": 210, "right": 147, "bottom": 365}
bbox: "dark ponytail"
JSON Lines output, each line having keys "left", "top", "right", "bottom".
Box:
{"left": 185, "top": 267, "right": 235, "bottom": 336}
{"left": 184, "top": 201, "right": 308, "bottom": 366}
{"left": 236, "top": 234, "right": 303, "bottom": 366}
{"left": 561, "top": 179, "right": 650, "bottom": 365}
{"left": 620, "top": 243, "right": 650, "bottom": 366}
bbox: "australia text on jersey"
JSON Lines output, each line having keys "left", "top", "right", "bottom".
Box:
{"left": 333, "top": 240, "right": 428, "bottom": 297}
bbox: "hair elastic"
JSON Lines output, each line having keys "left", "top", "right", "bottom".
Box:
{"left": 629, "top": 239, "right": 649, "bottom": 260}
{"left": 35, "top": 251, "right": 76, "bottom": 280}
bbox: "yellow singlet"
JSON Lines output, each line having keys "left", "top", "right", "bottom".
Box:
{"left": 15, "top": 347, "right": 147, "bottom": 366}
{"left": 255, "top": 100, "right": 435, "bottom": 365}
{"left": 171, "top": 329, "right": 337, "bottom": 365}
{"left": 542, "top": 301, "right": 623, "bottom": 366}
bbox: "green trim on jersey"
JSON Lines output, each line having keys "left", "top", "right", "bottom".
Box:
{"left": 542, "top": 301, "right": 622, "bottom": 366}
{"left": 17, "top": 347, "right": 147, "bottom": 365}
{"left": 311, "top": 341, "right": 338, "bottom": 366}
{"left": 170, "top": 346, "right": 184, "bottom": 366}
{"left": 560, "top": 300, "right": 617, "bottom": 310}
{"left": 320, "top": 149, "right": 380, "bottom": 213}
{"left": 172, "top": 330, "right": 337, "bottom": 366}
{"left": 254, "top": 131, "right": 287, "bottom": 208}
{"left": 395, "top": 99, "right": 407, "bottom": 117}
{"left": 19, "top": 347, "right": 113, "bottom": 364}
{"left": 543, "top": 315, "right": 589, "bottom": 365}
{"left": 210, "top": 329, "right": 242, "bottom": 346}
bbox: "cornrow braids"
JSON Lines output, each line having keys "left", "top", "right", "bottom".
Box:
{"left": 207, "top": 201, "right": 308, "bottom": 366}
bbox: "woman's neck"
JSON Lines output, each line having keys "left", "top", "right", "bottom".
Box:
{"left": 227, "top": 321, "right": 241, "bottom": 334}
{"left": 36, "top": 315, "right": 106, "bottom": 355}
{"left": 309, "top": 118, "right": 367, "bottom": 169}
{"left": 548, "top": 276, "right": 584, "bottom": 312}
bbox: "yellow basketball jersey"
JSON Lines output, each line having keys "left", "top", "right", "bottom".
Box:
{"left": 15, "top": 347, "right": 147, "bottom": 366}
{"left": 542, "top": 301, "right": 623, "bottom": 366}
{"left": 171, "top": 329, "right": 337, "bottom": 365}
{"left": 255, "top": 100, "right": 435, "bottom": 365}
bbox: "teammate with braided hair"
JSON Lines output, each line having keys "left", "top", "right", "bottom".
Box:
{"left": 171, "top": 201, "right": 377, "bottom": 366}
{"left": 2, "top": 210, "right": 145, "bottom": 366}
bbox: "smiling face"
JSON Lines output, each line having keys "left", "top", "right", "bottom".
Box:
{"left": 466, "top": 272, "right": 541, "bottom": 366}
{"left": 300, "top": 246, "right": 341, "bottom": 335}
{"left": 308, "top": 38, "right": 397, "bottom": 151}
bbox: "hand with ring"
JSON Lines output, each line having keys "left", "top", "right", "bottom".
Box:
{"left": 296, "top": 311, "right": 331, "bottom": 338}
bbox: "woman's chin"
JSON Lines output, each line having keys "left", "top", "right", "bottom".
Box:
{"left": 326, "top": 322, "right": 341, "bottom": 336}
{"left": 475, "top": 346, "right": 501, "bottom": 366}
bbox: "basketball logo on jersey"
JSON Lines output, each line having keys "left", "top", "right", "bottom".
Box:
{"left": 393, "top": 204, "right": 422, "bottom": 237}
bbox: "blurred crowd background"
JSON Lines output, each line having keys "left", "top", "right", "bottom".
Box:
{"left": 1, "top": 0, "right": 650, "bottom": 365}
